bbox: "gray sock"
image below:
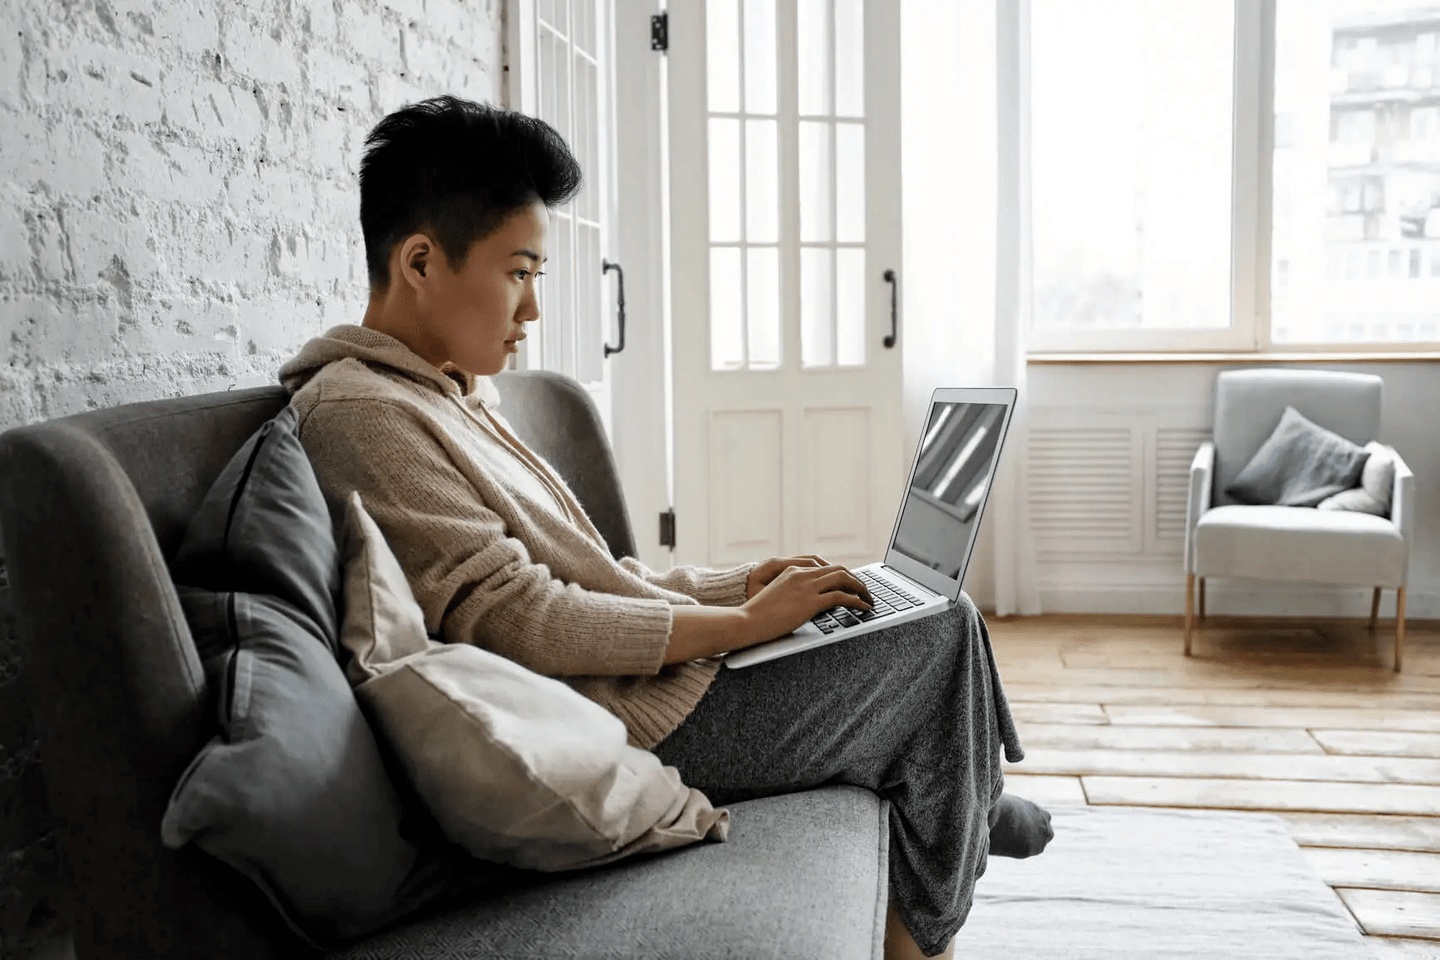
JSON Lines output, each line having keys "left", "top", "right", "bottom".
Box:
{"left": 988, "top": 794, "right": 1054, "bottom": 858}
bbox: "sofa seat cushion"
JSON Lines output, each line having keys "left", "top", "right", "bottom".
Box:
{"left": 1194, "top": 505, "right": 1406, "bottom": 586}
{"left": 326, "top": 785, "right": 888, "bottom": 960}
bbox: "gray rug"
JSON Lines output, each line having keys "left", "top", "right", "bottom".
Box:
{"left": 953, "top": 806, "right": 1368, "bottom": 959}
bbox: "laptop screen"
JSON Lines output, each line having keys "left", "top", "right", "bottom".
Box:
{"left": 890, "top": 400, "right": 1009, "bottom": 580}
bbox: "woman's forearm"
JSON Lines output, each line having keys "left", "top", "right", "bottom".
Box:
{"left": 665, "top": 605, "right": 757, "bottom": 663}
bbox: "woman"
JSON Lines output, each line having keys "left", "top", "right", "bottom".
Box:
{"left": 279, "top": 96, "right": 1051, "bottom": 960}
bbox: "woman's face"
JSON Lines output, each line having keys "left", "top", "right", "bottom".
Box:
{"left": 417, "top": 199, "right": 549, "bottom": 377}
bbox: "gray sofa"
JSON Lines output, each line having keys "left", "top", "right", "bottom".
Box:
{"left": 0, "top": 370, "right": 889, "bottom": 960}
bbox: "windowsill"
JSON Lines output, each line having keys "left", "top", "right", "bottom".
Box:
{"left": 1027, "top": 350, "right": 1440, "bottom": 365}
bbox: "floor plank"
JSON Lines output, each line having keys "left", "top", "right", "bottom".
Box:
{"left": 1003, "top": 682, "right": 1440, "bottom": 712}
{"left": 1103, "top": 704, "right": 1440, "bottom": 733}
{"left": 1015, "top": 721, "right": 1326, "bottom": 754}
{"left": 997, "top": 773, "right": 1088, "bottom": 806}
{"left": 1080, "top": 776, "right": 1440, "bottom": 816}
{"left": 1277, "top": 813, "right": 1440, "bottom": 854}
{"left": 1008, "top": 702, "right": 1108, "bottom": 725}
{"left": 1004, "top": 748, "right": 1440, "bottom": 785}
{"left": 1313, "top": 730, "right": 1440, "bottom": 759}
{"left": 1363, "top": 937, "right": 1440, "bottom": 959}
{"left": 1338, "top": 888, "right": 1440, "bottom": 939}
{"left": 1303, "top": 848, "right": 1440, "bottom": 894}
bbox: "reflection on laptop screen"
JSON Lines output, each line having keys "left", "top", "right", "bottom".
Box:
{"left": 891, "top": 402, "right": 1008, "bottom": 579}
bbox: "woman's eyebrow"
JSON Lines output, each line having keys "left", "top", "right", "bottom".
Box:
{"left": 511, "top": 249, "right": 547, "bottom": 264}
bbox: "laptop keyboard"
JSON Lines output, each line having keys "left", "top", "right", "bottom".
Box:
{"left": 810, "top": 569, "right": 926, "bottom": 634}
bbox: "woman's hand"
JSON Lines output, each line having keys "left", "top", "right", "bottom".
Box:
{"left": 746, "top": 555, "right": 831, "bottom": 600}
{"left": 738, "top": 563, "right": 873, "bottom": 646}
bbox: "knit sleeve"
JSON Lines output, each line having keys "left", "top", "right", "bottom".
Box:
{"left": 299, "top": 398, "right": 674, "bottom": 678}
{"left": 617, "top": 556, "right": 756, "bottom": 607}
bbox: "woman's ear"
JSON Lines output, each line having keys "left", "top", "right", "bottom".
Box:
{"left": 398, "top": 234, "right": 435, "bottom": 289}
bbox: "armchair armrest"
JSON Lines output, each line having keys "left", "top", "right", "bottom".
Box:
{"left": 1184, "top": 441, "right": 1215, "bottom": 575}
{"left": 1389, "top": 445, "right": 1414, "bottom": 584}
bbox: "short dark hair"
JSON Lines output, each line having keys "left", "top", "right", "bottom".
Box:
{"left": 359, "top": 96, "right": 582, "bottom": 288}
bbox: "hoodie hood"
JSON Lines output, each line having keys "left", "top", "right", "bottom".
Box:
{"left": 278, "top": 324, "right": 501, "bottom": 408}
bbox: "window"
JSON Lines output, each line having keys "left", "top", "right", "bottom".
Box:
{"left": 1029, "top": 0, "right": 1440, "bottom": 353}
{"left": 704, "top": 0, "right": 871, "bottom": 371}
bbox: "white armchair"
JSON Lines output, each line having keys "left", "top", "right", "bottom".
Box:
{"left": 1183, "top": 369, "right": 1414, "bottom": 671}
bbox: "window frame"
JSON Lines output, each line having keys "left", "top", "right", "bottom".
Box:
{"left": 1027, "top": 0, "right": 1440, "bottom": 356}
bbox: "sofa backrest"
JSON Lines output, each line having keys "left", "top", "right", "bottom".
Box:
{"left": 0, "top": 385, "right": 301, "bottom": 960}
{"left": 1211, "top": 368, "right": 1383, "bottom": 507}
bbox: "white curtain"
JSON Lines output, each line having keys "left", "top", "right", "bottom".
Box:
{"left": 901, "top": 0, "right": 1041, "bottom": 616}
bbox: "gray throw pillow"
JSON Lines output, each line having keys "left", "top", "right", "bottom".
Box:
{"left": 162, "top": 404, "right": 463, "bottom": 947}
{"left": 1225, "top": 406, "right": 1370, "bottom": 507}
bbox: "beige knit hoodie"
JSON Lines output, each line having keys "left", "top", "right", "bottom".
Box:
{"left": 279, "top": 324, "right": 755, "bottom": 748}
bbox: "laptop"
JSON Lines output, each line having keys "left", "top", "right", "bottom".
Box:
{"left": 723, "top": 386, "right": 1018, "bottom": 669}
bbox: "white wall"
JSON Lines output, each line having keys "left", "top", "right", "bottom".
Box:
{"left": 1026, "top": 360, "right": 1440, "bottom": 620}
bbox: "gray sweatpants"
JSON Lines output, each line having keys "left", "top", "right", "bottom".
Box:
{"left": 653, "top": 595, "right": 1024, "bottom": 957}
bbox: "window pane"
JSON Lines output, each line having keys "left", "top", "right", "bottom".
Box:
{"left": 708, "top": 0, "right": 740, "bottom": 113}
{"left": 1030, "top": 0, "right": 1234, "bottom": 331}
{"left": 747, "top": 119, "right": 779, "bottom": 242}
{"left": 744, "top": 0, "right": 777, "bottom": 115}
{"left": 1272, "top": 0, "right": 1440, "bottom": 344}
{"left": 837, "top": 248, "right": 866, "bottom": 365}
{"left": 711, "top": 248, "right": 745, "bottom": 370}
{"left": 799, "top": 121, "right": 832, "bottom": 241}
{"left": 709, "top": 118, "right": 742, "bottom": 242}
{"left": 836, "top": 122, "right": 865, "bottom": 242}
{"left": 748, "top": 247, "right": 781, "bottom": 367}
{"left": 801, "top": 247, "right": 835, "bottom": 367}
{"left": 798, "top": 0, "right": 831, "bottom": 115}
{"left": 578, "top": 223, "right": 602, "bottom": 384}
{"left": 835, "top": 0, "right": 864, "bottom": 117}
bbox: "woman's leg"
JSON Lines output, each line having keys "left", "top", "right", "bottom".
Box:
{"left": 654, "top": 595, "right": 1024, "bottom": 957}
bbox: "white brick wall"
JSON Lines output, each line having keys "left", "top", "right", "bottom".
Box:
{"left": 0, "top": 0, "right": 506, "bottom": 429}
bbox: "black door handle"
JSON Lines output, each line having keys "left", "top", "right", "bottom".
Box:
{"left": 883, "top": 269, "right": 898, "bottom": 348}
{"left": 603, "top": 259, "right": 626, "bottom": 358}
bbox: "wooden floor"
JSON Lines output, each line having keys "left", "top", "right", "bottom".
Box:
{"left": 987, "top": 612, "right": 1440, "bottom": 959}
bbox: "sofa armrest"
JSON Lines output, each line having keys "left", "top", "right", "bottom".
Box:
{"left": 1184, "top": 441, "right": 1215, "bottom": 575}
{"left": 1389, "top": 445, "right": 1414, "bottom": 584}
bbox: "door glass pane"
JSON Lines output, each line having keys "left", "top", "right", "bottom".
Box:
{"left": 1030, "top": 0, "right": 1233, "bottom": 331}
{"left": 836, "top": 248, "right": 865, "bottom": 365}
{"left": 835, "top": 0, "right": 864, "bottom": 117}
{"left": 798, "top": 0, "right": 831, "bottom": 115}
{"left": 799, "top": 121, "right": 832, "bottom": 242}
{"left": 835, "top": 122, "right": 865, "bottom": 242}
{"left": 746, "top": 119, "right": 779, "bottom": 242}
{"left": 744, "top": 0, "right": 777, "bottom": 115}
{"left": 1272, "top": 0, "right": 1440, "bottom": 344}
{"left": 711, "top": 247, "right": 745, "bottom": 370}
{"left": 748, "top": 247, "right": 781, "bottom": 368}
{"left": 709, "top": 118, "right": 742, "bottom": 242}
{"left": 801, "top": 247, "right": 835, "bottom": 366}
{"left": 708, "top": 0, "right": 740, "bottom": 113}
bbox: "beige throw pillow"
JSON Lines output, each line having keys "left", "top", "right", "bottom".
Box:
{"left": 1317, "top": 440, "right": 1395, "bottom": 518}
{"left": 338, "top": 491, "right": 729, "bottom": 872}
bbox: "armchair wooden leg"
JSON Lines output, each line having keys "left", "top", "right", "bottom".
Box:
{"left": 1395, "top": 586, "right": 1406, "bottom": 674}
{"left": 1369, "top": 587, "right": 1381, "bottom": 633}
{"left": 1184, "top": 574, "right": 1195, "bottom": 657}
{"left": 1198, "top": 578, "right": 1206, "bottom": 622}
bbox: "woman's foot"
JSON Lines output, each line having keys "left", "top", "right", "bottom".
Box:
{"left": 988, "top": 793, "right": 1054, "bottom": 858}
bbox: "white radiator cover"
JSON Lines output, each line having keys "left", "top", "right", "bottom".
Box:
{"left": 1028, "top": 406, "right": 1209, "bottom": 560}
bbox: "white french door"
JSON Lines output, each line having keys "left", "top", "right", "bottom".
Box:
{"left": 667, "top": 0, "right": 905, "bottom": 568}
{"left": 507, "top": 0, "right": 618, "bottom": 435}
